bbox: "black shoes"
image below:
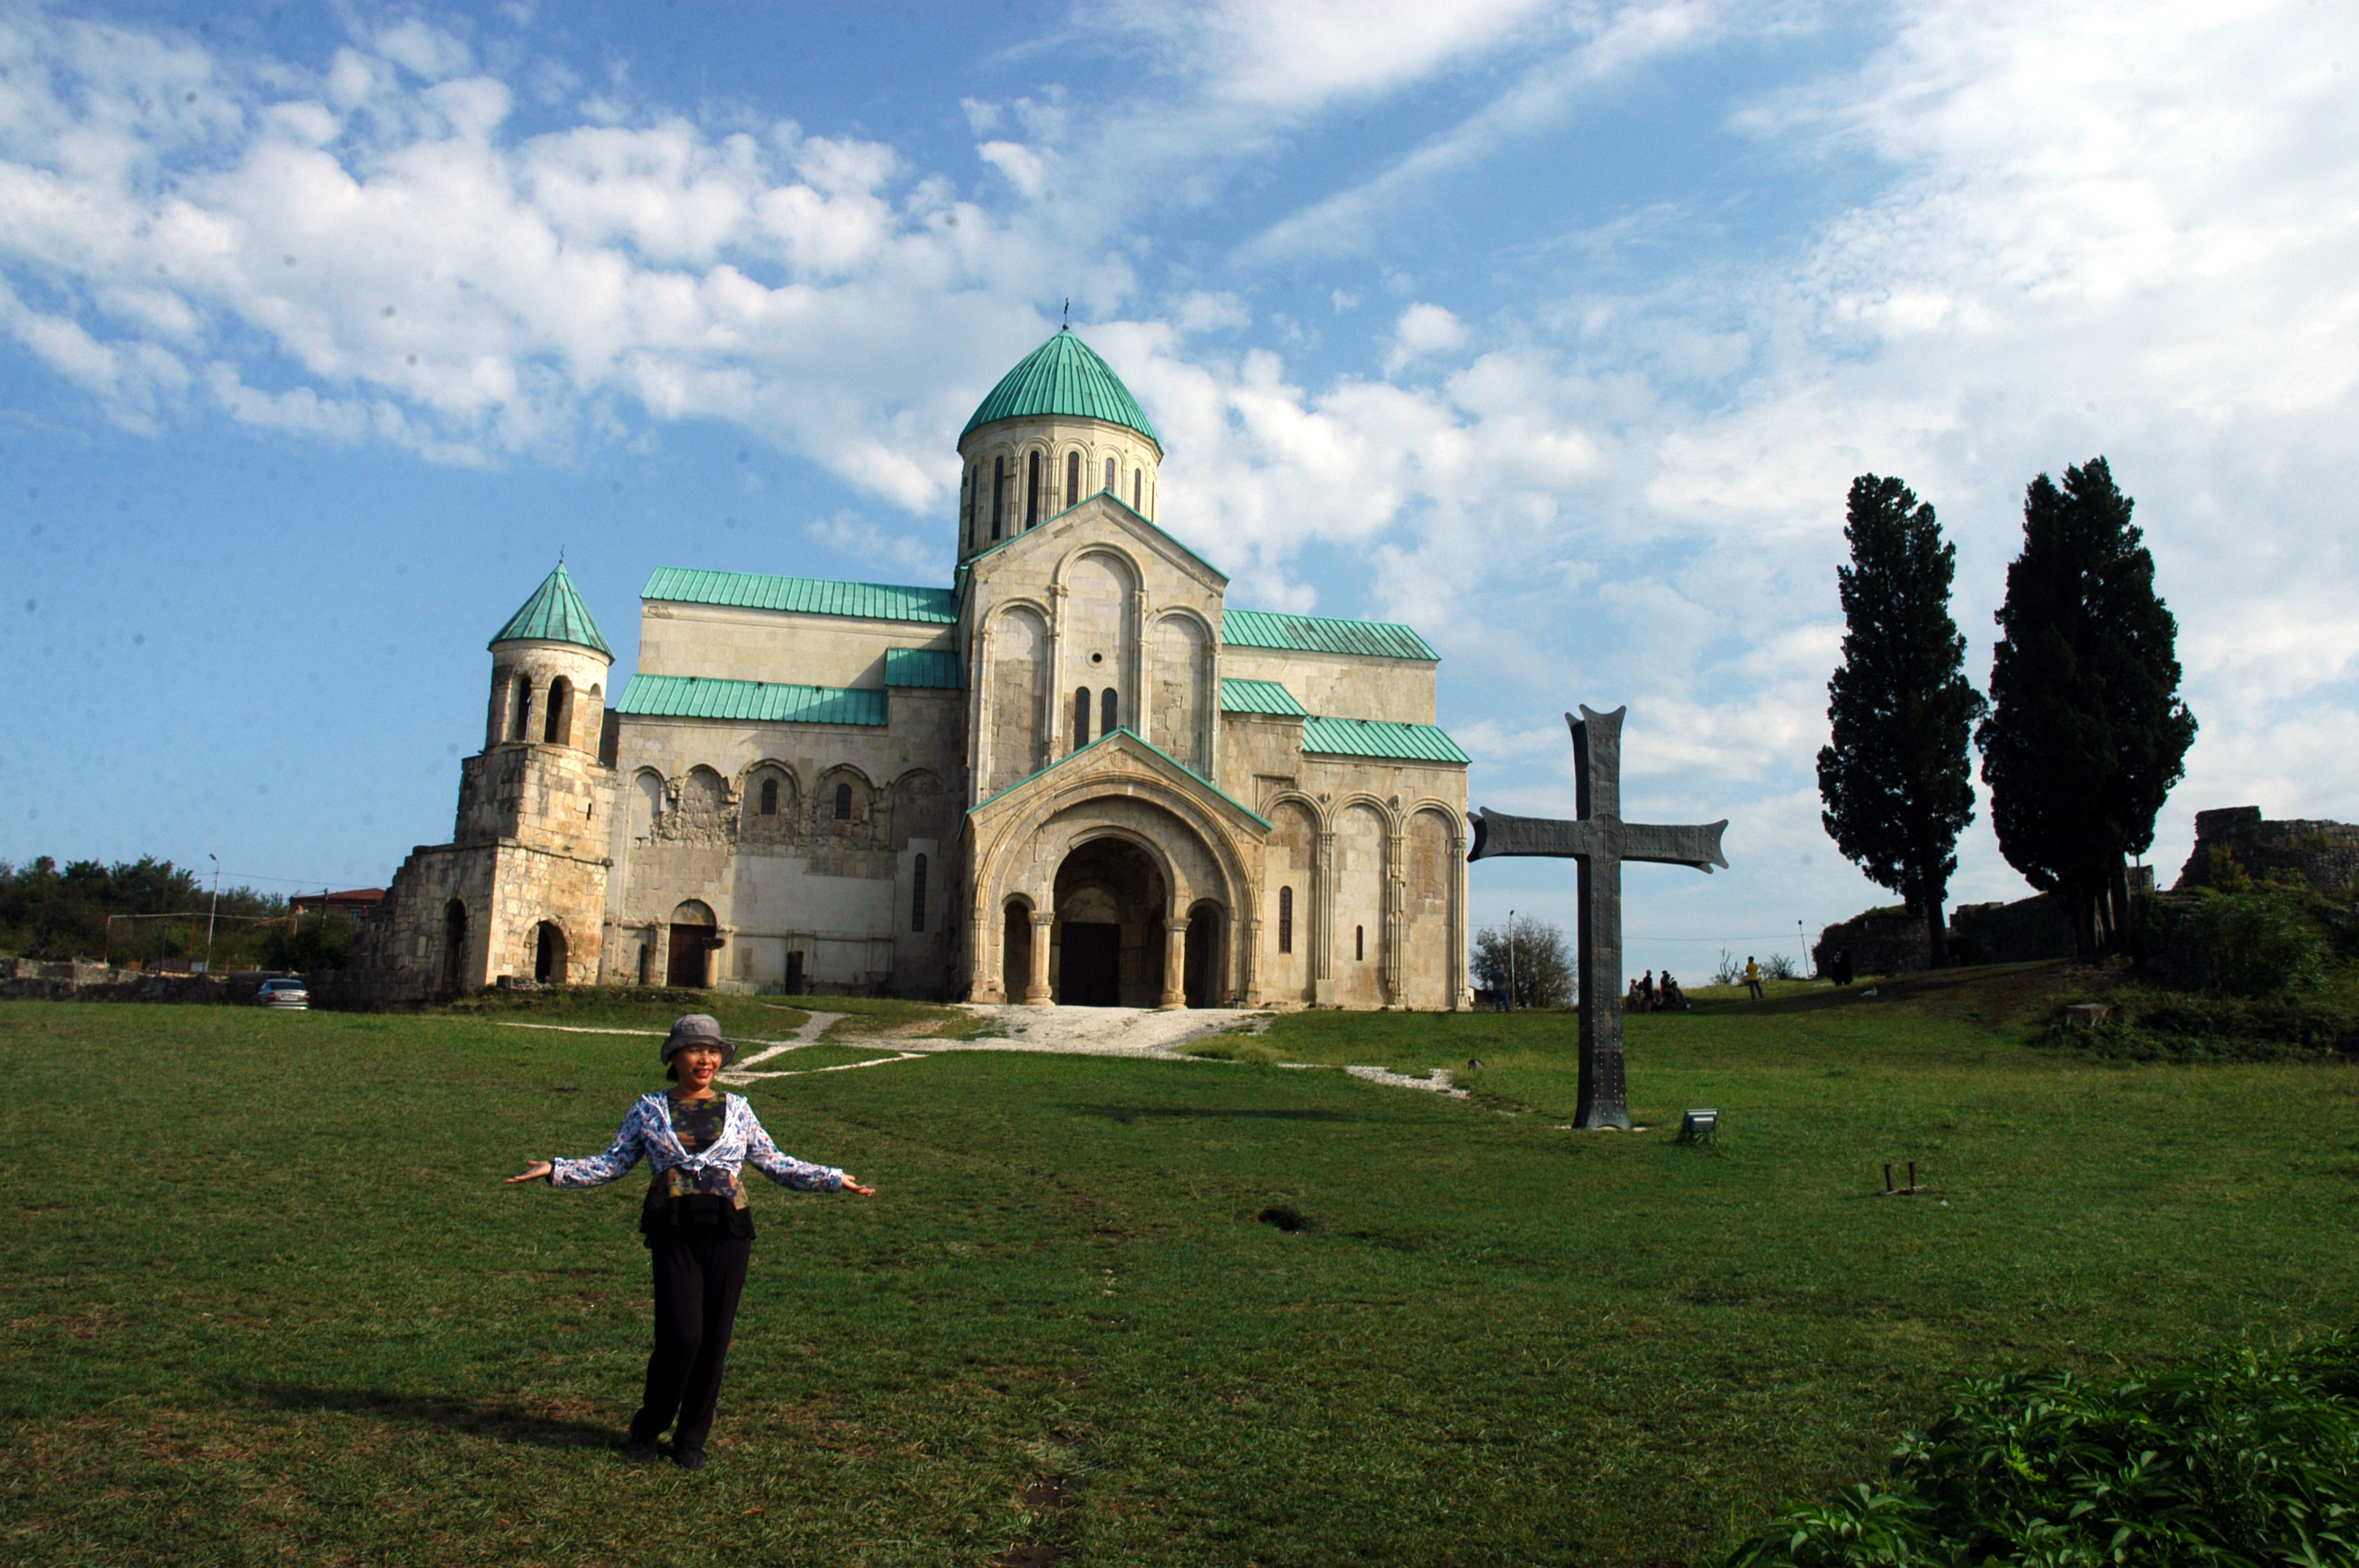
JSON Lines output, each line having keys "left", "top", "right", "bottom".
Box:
{"left": 673, "top": 1448, "right": 708, "bottom": 1471}
{"left": 622, "top": 1436, "right": 662, "bottom": 1464}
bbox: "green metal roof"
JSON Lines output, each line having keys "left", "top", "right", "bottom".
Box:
{"left": 642, "top": 566, "right": 957, "bottom": 625}
{"left": 961, "top": 329, "right": 1160, "bottom": 447}
{"left": 1222, "top": 608, "right": 1439, "bottom": 661}
{"left": 969, "top": 727, "right": 1271, "bottom": 829}
{"left": 490, "top": 562, "right": 612, "bottom": 658}
{"left": 1219, "top": 677, "right": 1307, "bottom": 717}
{"left": 612, "top": 674, "right": 887, "bottom": 727}
{"left": 1300, "top": 714, "right": 1470, "bottom": 764}
{"left": 884, "top": 648, "right": 961, "bottom": 688}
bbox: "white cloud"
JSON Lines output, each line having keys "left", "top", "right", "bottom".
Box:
{"left": 1386, "top": 302, "right": 1468, "bottom": 371}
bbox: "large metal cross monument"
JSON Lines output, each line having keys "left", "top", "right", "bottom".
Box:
{"left": 1468, "top": 705, "right": 1728, "bottom": 1130}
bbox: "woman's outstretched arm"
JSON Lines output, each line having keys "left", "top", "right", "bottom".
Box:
{"left": 503, "top": 1099, "right": 652, "bottom": 1187}
{"left": 741, "top": 1105, "right": 876, "bottom": 1195}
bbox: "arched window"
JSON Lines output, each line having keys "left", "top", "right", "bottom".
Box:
{"left": 1105, "top": 456, "right": 1116, "bottom": 496}
{"left": 759, "top": 777, "right": 779, "bottom": 816}
{"left": 1065, "top": 450, "right": 1080, "bottom": 509}
{"left": 543, "top": 677, "right": 574, "bottom": 746}
{"left": 1027, "top": 450, "right": 1042, "bottom": 527}
{"left": 834, "top": 782, "right": 852, "bottom": 820}
{"left": 992, "top": 456, "right": 1006, "bottom": 540}
{"left": 1278, "top": 886, "right": 1293, "bottom": 953}
{"left": 1355, "top": 924, "right": 1365, "bottom": 961}
{"left": 962, "top": 465, "right": 975, "bottom": 549}
{"left": 511, "top": 675, "right": 533, "bottom": 742}
{"left": 1132, "top": 468, "right": 1141, "bottom": 510}
{"left": 1100, "top": 688, "right": 1117, "bottom": 735}
{"left": 1074, "top": 685, "right": 1092, "bottom": 749}
{"left": 911, "top": 854, "right": 927, "bottom": 933}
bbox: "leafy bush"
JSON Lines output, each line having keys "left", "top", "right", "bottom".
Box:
{"left": 1470, "top": 916, "right": 1575, "bottom": 1008}
{"left": 2045, "top": 989, "right": 2356, "bottom": 1063}
{"left": 1764, "top": 953, "right": 1802, "bottom": 982}
{"left": 2198, "top": 880, "right": 2330, "bottom": 998}
{"left": 260, "top": 914, "right": 356, "bottom": 973}
{"left": 1728, "top": 1333, "right": 2359, "bottom": 1567}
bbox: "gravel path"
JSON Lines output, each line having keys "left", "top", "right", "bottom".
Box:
{"left": 911, "top": 1003, "right": 1269, "bottom": 1059}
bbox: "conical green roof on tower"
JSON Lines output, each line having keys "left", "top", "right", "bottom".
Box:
{"left": 961, "top": 328, "right": 1160, "bottom": 448}
{"left": 489, "top": 562, "right": 612, "bottom": 659}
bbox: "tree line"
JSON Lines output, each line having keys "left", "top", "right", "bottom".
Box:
{"left": 0, "top": 855, "right": 326, "bottom": 968}
{"left": 1816, "top": 457, "right": 2197, "bottom": 962}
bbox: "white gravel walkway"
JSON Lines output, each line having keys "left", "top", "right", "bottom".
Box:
{"left": 915, "top": 1003, "right": 1268, "bottom": 1059}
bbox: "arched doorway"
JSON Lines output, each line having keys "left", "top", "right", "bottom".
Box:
{"left": 1003, "top": 899, "right": 1032, "bottom": 1001}
{"left": 533, "top": 920, "right": 568, "bottom": 984}
{"left": 1053, "top": 837, "right": 1167, "bottom": 1006}
{"left": 1183, "top": 901, "right": 1223, "bottom": 1008}
{"left": 441, "top": 899, "right": 468, "bottom": 992}
{"left": 668, "top": 899, "right": 715, "bottom": 988}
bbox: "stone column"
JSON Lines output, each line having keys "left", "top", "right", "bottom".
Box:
{"left": 1025, "top": 910, "right": 1055, "bottom": 1004}
{"left": 1046, "top": 582, "right": 1069, "bottom": 762}
{"left": 1238, "top": 910, "right": 1261, "bottom": 1006}
{"left": 970, "top": 907, "right": 995, "bottom": 1001}
{"left": 1449, "top": 823, "right": 1471, "bottom": 1010}
{"left": 1381, "top": 820, "right": 1405, "bottom": 1005}
{"left": 1159, "top": 917, "right": 1188, "bottom": 1010}
{"left": 1312, "top": 827, "right": 1338, "bottom": 1005}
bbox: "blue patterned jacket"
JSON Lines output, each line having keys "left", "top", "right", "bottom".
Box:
{"left": 551, "top": 1092, "right": 845, "bottom": 1200}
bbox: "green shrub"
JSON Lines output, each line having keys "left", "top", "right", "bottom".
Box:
{"left": 2198, "top": 879, "right": 2330, "bottom": 998}
{"left": 2045, "top": 989, "right": 2356, "bottom": 1063}
{"left": 1728, "top": 1333, "right": 2359, "bottom": 1566}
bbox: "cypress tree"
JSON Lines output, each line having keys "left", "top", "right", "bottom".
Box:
{"left": 1976, "top": 458, "right": 2197, "bottom": 956}
{"left": 1817, "top": 474, "right": 1986, "bottom": 967}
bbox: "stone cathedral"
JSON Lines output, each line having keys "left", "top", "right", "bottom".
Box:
{"left": 346, "top": 330, "right": 1474, "bottom": 1010}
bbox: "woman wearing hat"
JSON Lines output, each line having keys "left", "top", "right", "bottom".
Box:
{"left": 505, "top": 1013, "right": 875, "bottom": 1469}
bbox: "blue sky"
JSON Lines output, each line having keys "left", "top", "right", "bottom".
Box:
{"left": 4, "top": 0, "right": 2355, "bottom": 980}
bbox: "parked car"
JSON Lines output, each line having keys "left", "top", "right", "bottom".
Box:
{"left": 255, "top": 978, "right": 310, "bottom": 1010}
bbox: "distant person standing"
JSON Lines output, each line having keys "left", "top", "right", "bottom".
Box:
{"left": 1834, "top": 947, "right": 1855, "bottom": 987}
{"left": 505, "top": 1014, "right": 876, "bottom": 1470}
{"left": 1743, "top": 956, "right": 1765, "bottom": 1000}
{"left": 1640, "top": 970, "right": 1657, "bottom": 1012}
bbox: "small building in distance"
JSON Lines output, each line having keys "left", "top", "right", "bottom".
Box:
{"left": 343, "top": 328, "right": 1474, "bottom": 1010}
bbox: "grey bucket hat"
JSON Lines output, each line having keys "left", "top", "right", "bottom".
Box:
{"left": 660, "top": 1014, "right": 736, "bottom": 1066}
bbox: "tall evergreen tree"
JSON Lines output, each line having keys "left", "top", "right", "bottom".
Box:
{"left": 1976, "top": 457, "right": 2197, "bottom": 956}
{"left": 1817, "top": 474, "right": 1986, "bottom": 967}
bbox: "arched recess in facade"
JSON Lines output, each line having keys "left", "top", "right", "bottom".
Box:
{"left": 966, "top": 775, "right": 1259, "bottom": 1006}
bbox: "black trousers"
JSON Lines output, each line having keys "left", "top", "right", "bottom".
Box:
{"left": 629, "top": 1229, "right": 753, "bottom": 1454}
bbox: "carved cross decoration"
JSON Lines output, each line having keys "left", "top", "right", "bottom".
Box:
{"left": 1468, "top": 706, "right": 1728, "bottom": 1130}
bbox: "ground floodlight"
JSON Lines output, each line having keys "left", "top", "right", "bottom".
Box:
{"left": 1678, "top": 1109, "right": 1717, "bottom": 1144}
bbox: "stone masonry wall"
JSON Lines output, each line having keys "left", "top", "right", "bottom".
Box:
{"left": 2175, "top": 807, "right": 2359, "bottom": 898}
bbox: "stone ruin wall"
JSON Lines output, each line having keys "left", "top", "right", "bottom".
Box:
{"left": 2174, "top": 807, "right": 2359, "bottom": 898}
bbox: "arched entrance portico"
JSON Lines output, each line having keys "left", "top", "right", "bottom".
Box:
{"left": 964, "top": 741, "right": 1267, "bottom": 1007}
{"left": 1053, "top": 837, "right": 1168, "bottom": 1006}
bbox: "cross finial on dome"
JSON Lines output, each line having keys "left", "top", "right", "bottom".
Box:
{"left": 1062, "top": 297, "right": 1069, "bottom": 330}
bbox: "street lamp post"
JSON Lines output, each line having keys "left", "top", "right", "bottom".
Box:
{"left": 205, "top": 854, "right": 221, "bottom": 975}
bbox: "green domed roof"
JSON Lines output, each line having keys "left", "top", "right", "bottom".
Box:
{"left": 961, "top": 328, "right": 1160, "bottom": 447}
{"left": 490, "top": 562, "right": 612, "bottom": 659}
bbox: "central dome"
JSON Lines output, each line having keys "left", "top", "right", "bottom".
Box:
{"left": 962, "top": 328, "right": 1160, "bottom": 448}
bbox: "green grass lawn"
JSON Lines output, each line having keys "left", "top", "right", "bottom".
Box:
{"left": 5, "top": 969, "right": 2355, "bottom": 1565}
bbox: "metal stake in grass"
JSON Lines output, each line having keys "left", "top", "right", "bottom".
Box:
{"left": 1880, "top": 1160, "right": 1928, "bottom": 1196}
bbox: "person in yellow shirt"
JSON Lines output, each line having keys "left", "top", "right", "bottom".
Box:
{"left": 1743, "top": 956, "right": 1764, "bottom": 1000}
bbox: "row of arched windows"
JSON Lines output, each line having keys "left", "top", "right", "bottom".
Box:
{"left": 502, "top": 673, "right": 579, "bottom": 747}
{"left": 1072, "top": 686, "right": 1118, "bottom": 748}
{"left": 752, "top": 775, "right": 853, "bottom": 820}
{"left": 962, "top": 448, "right": 1151, "bottom": 554}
